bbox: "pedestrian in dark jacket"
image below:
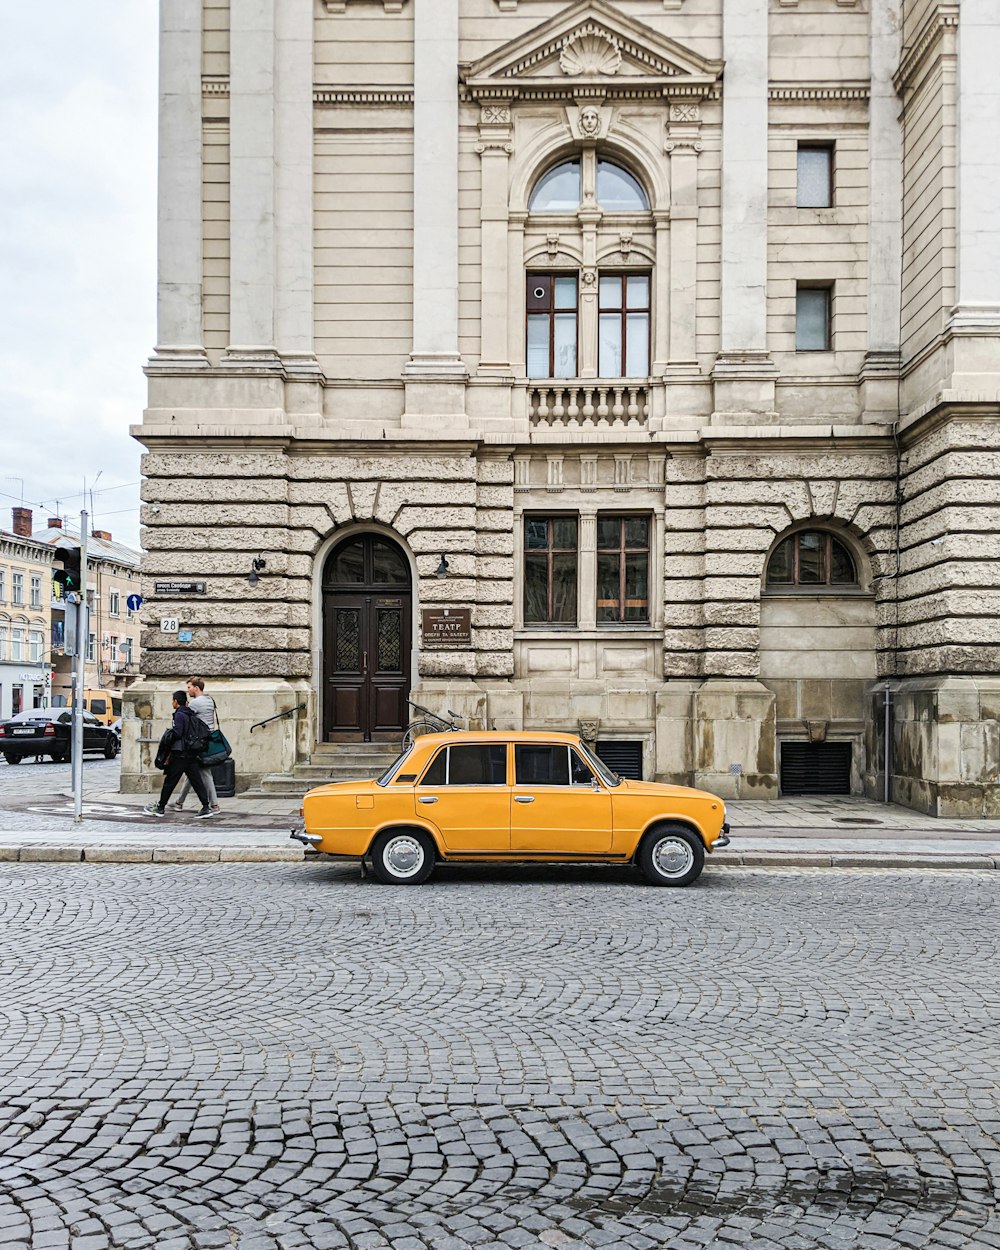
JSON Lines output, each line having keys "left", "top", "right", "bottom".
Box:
{"left": 144, "top": 689, "right": 214, "bottom": 818}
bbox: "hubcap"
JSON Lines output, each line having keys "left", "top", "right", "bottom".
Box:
{"left": 384, "top": 836, "right": 424, "bottom": 879}
{"left": 652, "top": 836, "right": 694, "bottom": 879}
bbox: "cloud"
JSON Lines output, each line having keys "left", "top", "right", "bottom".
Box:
{"left": 0, "top": 1, "right": 158, "bottom": 547}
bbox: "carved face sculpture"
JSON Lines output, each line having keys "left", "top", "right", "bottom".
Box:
{"left": 579, "top": 106, "right": 602, "bottom": 137}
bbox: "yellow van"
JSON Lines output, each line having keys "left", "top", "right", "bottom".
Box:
{"left": 82, "top": 690, "right": 122, "bottom": 726}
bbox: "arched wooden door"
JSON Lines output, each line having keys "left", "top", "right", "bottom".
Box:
{"left": 322, "top": 535, "right": 412, "bottom": 741}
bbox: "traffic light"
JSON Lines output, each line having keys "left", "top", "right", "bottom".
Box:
{"left": 52, "top": 569, "right": 76, "bottom": 599}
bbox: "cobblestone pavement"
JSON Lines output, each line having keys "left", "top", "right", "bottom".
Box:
{"left": 1, "top": 863, "right": 999, "bottom": 1249}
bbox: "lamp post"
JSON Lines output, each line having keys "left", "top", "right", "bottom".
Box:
{"left": 71, "top": 513, "right": 88, "bottom": 822}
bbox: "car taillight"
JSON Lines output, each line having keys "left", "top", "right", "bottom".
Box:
{"left": 44, "top": 723, "right": 56, "bottom": 736}
{"left": 0, "top": 726, "right": 5, "bottom": 737}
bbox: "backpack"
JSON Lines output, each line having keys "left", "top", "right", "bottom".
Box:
{"left": 179, "top": 706, "right": 211, "bottom": 755}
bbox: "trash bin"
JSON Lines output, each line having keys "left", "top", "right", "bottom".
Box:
{"left": 214, "top": 758, "right": 236, "bottom": 798}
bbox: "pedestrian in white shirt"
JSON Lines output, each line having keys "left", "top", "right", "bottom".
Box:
{"left": 171, "top": 676, "right": 221, "bottom": 814}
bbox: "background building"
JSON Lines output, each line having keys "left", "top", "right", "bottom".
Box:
{"left": 0, "top": 508, "right": 54, "bottom": 719}
{"left": 125, "top": 0, "right": 1000, "bottom": 816}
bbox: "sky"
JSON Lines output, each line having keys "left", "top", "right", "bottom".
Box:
{"left": 0, "top": 2, "right": 158, "bottom": 550}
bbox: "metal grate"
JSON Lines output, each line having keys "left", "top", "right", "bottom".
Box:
{"left": 780, "top": 741, "right": 852, "bottom": 796}
{"left": 595, "top": 740, "right": 643, "bottom": 781}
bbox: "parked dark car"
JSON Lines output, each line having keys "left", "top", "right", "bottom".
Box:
{"left": 0, "top": 709, "right": 120, "bottom": 765}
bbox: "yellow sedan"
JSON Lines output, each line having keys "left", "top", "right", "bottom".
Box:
{"left": 294, "top": 731, "right": 730, "bottom": 886}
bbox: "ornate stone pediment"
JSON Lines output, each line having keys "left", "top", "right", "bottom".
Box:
{"left": 461, "top": 0, "right": 722, "bottom": 102}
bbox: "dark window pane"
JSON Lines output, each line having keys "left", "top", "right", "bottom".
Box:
{"left": 551, "top": 518, "right": 577, "bottom": 550}
{"left": 624, "top": 552, "right": 649, "bottom": 621}
{"left": 530, "top": 160, "right": 581, "bottom": 211}
{"left": 515, "top": 744, "right": 570, "bottom": 785}
{"left": 597, "top": 552, "right": 620, "bottom": 622}
{"left": 372, "top": 541, "right": 408, "bottom": 584}
{"left": 570, "top": 750, "right": 594, "bottom": 785}
{"left": 446, "top": 744, "right": 507, "bottom": 786}
{"left": 597, "top": 517, "right": 619, "bottom": 549}
{"left": 335, "top": 608, "right": 361, "bottom": 671}
{"left": 331, "top": 540, "right": 365, "bottom": 583}
{"left": 524, "top": 555, "right": 549, "bottom": 623}
{"left": 767, "top": 537, "right": 794, "bottom": 584}
{"left": 422, "top": 750, "right": 446, "bottom": 786}
{"left": 624, "top": 517, "right": 649, "bottom": 548}
{"left": 525, "top": 519, "right": 549, "bottom": 550}
{"left": 90, "top": 700, "right": 106, "bottom": 715}
{"left": 527, "top": 275, "right": 551, "bottom": 309}
{"left": 797, "top": 531, "right": 824, "bottom": 583}
{"left": 830, "top": 538, "right": 856, "bottom": 584}
{"left": 551, "top": 554, "right": 577, "bottom": 622}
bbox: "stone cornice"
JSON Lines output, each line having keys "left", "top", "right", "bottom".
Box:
{"left": 894, "top": 3, "right": 959, "bottom": 95}
{"left": 202, "top": 79, "right": 415, "bottom": 107}
{"left": 768, "top": 82, "right": 870, "bottom": 102}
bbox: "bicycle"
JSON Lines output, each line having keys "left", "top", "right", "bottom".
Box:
{"left": 401, "top": 700, "right": 463, "bottom": 751}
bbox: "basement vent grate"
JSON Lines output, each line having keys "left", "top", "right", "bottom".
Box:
{"left": 780, "top": 741, "right": 852, "bottom": 796}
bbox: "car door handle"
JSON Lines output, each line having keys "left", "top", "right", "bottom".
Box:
{"left": 514, "top": 795, "right": 534, "bottom": 804}
{"left": 417, "top": 796, "right": 438, "bottom": 804}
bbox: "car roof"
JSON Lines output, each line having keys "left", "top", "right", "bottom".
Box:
{"left": 410, "top": 730, "right": 581, "bottom": 747}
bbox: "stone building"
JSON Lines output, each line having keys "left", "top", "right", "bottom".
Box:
{"left": 125, "top": 0, "right": 1000, "bottom": 816}
{"left": 0, "top": 509, "right": 54, "bottom": 719}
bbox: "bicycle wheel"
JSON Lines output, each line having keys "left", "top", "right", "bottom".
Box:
{"left": 401, "top": 720, "right": 440, "bottom": 751}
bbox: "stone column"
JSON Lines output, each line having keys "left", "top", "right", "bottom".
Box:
{"left": 150, "top": 0, "right": 207, "bottom": 368}
{"left": 950, "top": 0, "right": 1000, "bottom": 335}
{"left": 579, "top": 512, "right": 598, "bottom": 630}
{"left": 713, "top": 0, "right": 776, "bottom": 417}
{"left": 477, "top": 104, "right": 513, "bottom": 376}
{"left": 404, "top": 0, "right": 465, "bottom": 381}
{"left": 664, "top": 110, "right": 701, "bottom": 370}
{"left": 225, "top": 0, "right": 279, "bottom": 367}
{"left": 861, "top": 0, "right": 903, "bottom": 419}
{"left": 275, "top": 0, "right": 320, "bottom": 376}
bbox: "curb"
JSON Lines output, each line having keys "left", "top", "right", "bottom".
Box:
{"left": 1, "top": 846, "right": 996, "bottom": 869}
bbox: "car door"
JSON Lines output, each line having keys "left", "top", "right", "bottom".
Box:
{"left": 510, "top": 743, "right": 613, "bottom": 854}
{"left": 413, "top": 742, "right": 510, "bottom": 852}
{"left": 83, "top": 711, "right": 102, "bottom": 751}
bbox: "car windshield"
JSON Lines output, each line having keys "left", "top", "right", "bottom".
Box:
{"left": 578, "top": 739, "right": 621, "bottom": 787}
{"left": 376, "top": 745, "right": 414, "bottom": 787}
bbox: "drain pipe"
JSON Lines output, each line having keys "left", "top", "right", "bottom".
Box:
{"left": 883, "top": 683, "right": 892, "bottom": 804}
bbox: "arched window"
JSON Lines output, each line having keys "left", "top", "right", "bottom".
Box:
{"left": 529, "top": 159, "right": 581, "bottom": 211}
{"left": 766, "top": 531, "right": 858, "bottom": 588}
{"left": 596, "top": 159, "right": 649, "bottom": 211}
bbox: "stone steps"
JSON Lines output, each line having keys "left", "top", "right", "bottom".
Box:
{"left": 249, "top": 742, "right": 400, "bottom": 797}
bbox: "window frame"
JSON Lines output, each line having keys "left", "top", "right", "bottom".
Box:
{"left": 30, "top": 575, "right": 42, "bottom": 609}
{"left": 11, "top": 572, "right": 24, "bottom": 606}
{"left": 109, "top": 589, "right": 120, "bottom": 617}
{"left": 596, "top": 515, "right": 651, "bottom": 624}
{"left": 526, "top": 271, "right": 579, "bottom": 378}
{"left": 598, "top": 272, "right": 652, "bottom": 378}
{"left": 765, "top": 530, "right": 860, "bottom": 591}
{"left": 523, "top": 515, "right": 579, "bottom": 626}
{"left": 420, "top": 743, "right": 509, "bottom": 787}
{"left": 795, "top": 283, "right": 833, "bottom": 352}
{"left": 796, "top": 142, "right": 835, "bottom": 209}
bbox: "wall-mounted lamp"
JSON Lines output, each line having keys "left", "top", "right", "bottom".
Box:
{"left": 246, "top": 557, "right": 267, "bottom": 587}
{"left": 434, "top": 554, "right": 450, "bottom": 579}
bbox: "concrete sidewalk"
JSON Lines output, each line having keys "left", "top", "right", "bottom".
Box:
{"left": 1, "top": 789, "right": 999, "bottom": 869}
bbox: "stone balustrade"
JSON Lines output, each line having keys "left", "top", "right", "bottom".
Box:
{"left": 527, "top": 380, "right": 650, "bottom": 429}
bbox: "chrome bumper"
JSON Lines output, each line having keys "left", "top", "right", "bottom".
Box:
{"left": 714, "top": 822, "right": 731, "bottom": 849}
{"left": 290, "top": 829, "right": 323, "bottom": 847}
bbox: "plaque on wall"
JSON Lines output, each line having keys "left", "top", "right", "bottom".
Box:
{"left": 154, "top": 580, "right": 206, "bottom": 595}
{"left": 421, "top": 607, "right": 472, "bottom": 649}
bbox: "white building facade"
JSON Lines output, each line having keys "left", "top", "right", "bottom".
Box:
{"left": 125, "top": 0, "right": 1000, "bottom": 816}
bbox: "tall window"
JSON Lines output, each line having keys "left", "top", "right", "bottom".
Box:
{"left": 0, "top": 570, "right": 5, "bottom": 601}
{"left": 598, "top": 274, "right": 650, "bottom": 376}
{"left": 28, "top": 630, "right": 43, "bottom": 662}
{"left": 11, "top": 628, "right": 23, "bottom": 661}
{"left": 0, "top": 625, "right": 6, "bottom": 660}
{"left": 527, "top": 274, "right": 578, "bottom": 377}
{"left": 30, "top": 575, "right": 41, "bottom": 609}
{"left": 123, "top": 637, "right": 134, "bottom": 664}
{"left": 109, "top": 634, "right": 119, "bottom": 666}
{"left": 109, "top": 589, "right": 120, "bottom": 616}
{"left": 87, "top": 633, "right": 96, "bottom": 663}
{"left": 12, "top": 572, "right": 23, "bottom": 606}
{"left": 796, "top": 285, "right": 832, "bottom": 351}
{"left": 524, "top": 516, "right": 578, "bottom": 624}
{"left": 797, "top": 144, "right": 833, "bottom": 208}
{"left": 767, "top": 531, "right": 858, "bottom": 588}
{"left": 597, "top": 516, "right": 650, "bottom": 623}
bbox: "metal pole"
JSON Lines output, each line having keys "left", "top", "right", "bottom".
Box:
{"left": 72, "top": 511, "right": 88, "bottom": 822}
{"left": 883, "top": 684, "right": 891, "bottom": 805}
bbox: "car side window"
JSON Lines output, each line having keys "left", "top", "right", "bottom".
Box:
{"left": 570, "top": 750, "right": 595, "bottom": 785}
{"left": 515, "top": 744, "right": 570, "bottom": 786}
{"left": 422, "top": 744, "right": 507, "bottom": 786}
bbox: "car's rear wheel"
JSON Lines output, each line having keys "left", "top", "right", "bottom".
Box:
{"left": 370, "top": 829, "right": 435, "bottom": 885}
{"left": 3, "top": 752, "right": 22, "bottom": 766}
{"left": 637, "top": 823, "right": 705, "bottom": 887}
{"left": 104, "top": 735, "right": 120, "bottom": 759}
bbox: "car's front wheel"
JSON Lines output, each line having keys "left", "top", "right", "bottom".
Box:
{"left": 2, "top": 752, "right": 22, "bottom": 766}
{"left": 637, "top": 823, "right": 705, "bottom": 887}
{"left": 370, "top": 829, "right": 436, "bottom": 885}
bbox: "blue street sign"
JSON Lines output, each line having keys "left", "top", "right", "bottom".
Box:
{"left": 126, "top": 593, "right": 143, "bottom": 612}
